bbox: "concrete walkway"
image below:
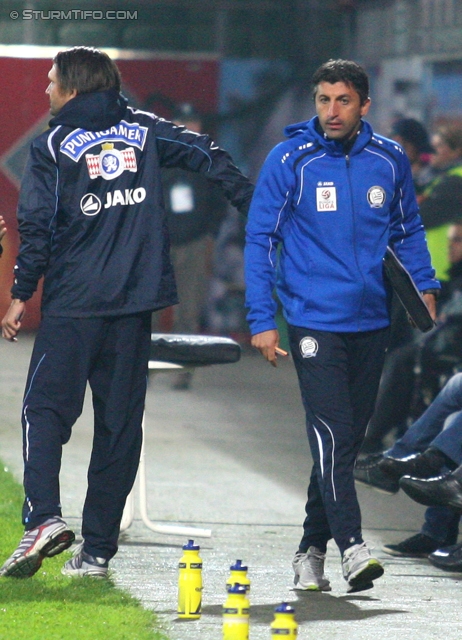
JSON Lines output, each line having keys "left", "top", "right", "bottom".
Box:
{"left": 1, "top": 334, "right": 461, "bottom": 639}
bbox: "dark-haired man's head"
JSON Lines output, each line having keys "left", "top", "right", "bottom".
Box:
{"left": 46, "top": 46, "right": 122, "bottom": 115}
{"left": 312, "top": 59, "right": 371, "bottom": 141}
{"left": 312, "top": 59, "right": 370, "bottom": 106}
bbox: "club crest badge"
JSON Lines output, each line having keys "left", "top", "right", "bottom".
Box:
{"left": 367, "top": 186, "right": 386, "bottom": 208}
{"left": 300, "top": 336, "right": 318, "bottom": 358}
{"left": 85, "top": 143, "right": 137, "bottom": 180}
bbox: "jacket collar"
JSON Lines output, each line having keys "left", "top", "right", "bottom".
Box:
{"left": 49, "top": 89, "right": 128, "bottom": 132}
{"left": 285, "top": 116, "right": 373, "bottom": 157}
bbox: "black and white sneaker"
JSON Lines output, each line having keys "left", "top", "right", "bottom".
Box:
{"left": 62, "top": 548, "right": 109, "bottom": 578}
{"left": 0, "top": 517, "right": 75, "bottom": 578}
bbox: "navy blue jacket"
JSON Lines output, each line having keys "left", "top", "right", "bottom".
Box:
{"left": 12, "top": 89, "right": 253, "bottom": 317}
{"left": 245, "top": 117, "right": 439, "bottom": 335}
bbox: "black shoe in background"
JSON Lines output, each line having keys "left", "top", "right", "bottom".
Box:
{"left": 428, "top": 543, "right": 462, "bottom": 572}
{"left": 399, "top": 473, "right": 462, "bottom": 510}
{"left": 354, "top": 454, "right": 400, "bottom": 494}
{"left": 382, "top": 533, "right": 442, "bottom": 558}
{"left": 379, "top": 449, "right": 446, "bottom": 481}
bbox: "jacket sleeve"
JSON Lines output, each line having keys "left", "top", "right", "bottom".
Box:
{"left": 11, "top": 136, "right": 59, "bottom": 301}
{"left": 155, "top": 120, "right": 254, "bottom": 216}
{"left": 244, "top": 144, "right": 294, "bottom": 336}
{"left": 389, "top": 151, "right": 440, "bottom": 293}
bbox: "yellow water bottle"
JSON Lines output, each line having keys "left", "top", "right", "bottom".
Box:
{"left": 177, "top": 539, "right": 202, "bottom": 619}
{"left": 226, "top": 560, "right": 250, "bottom": 595}
{"left": 222, "top": 583, "right": 250, "bottom": 639}
{"left": 270, "top": 603, "right": 298, "bottom": 638}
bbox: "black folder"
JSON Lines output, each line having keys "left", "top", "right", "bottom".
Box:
{"left": 383, "top": 246, "right": 436, "bottom": 333}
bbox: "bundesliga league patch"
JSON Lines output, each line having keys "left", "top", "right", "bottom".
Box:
{"left": 86, "top": 143, "right": 137, "bottom": 180}
{"left": 316, "top": 186, "right": 337, "bottom": 211}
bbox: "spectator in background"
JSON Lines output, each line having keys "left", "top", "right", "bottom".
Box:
{"left": 361, "top": 223, "right": 462, "bottom": 454}
{"left": 355, "top": 371, "right": 462, "bottom": 558}
{"left": 206, "top": 208, "right": 248, "bottom": 338}
{"left": 419, "top": 124, "right": 462, "bottom": 280}
{"left": 386, "top": 119, "right": 435, "bottom": 352}
{"left": 390, "top": 117, "right": 435, "bottom": 197}
{"left": 0, "top": 216, "right": 6, "bottom": 255}
{"left": 157, "top": 103, "right": 228, "bottom": 390}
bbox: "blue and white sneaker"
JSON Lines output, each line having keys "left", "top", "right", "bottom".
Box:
{"left": 62, "top": 548, "right": 109, "bottom": 578}
{"left": 0, "top": 517, "right": 75, "bottom": 578}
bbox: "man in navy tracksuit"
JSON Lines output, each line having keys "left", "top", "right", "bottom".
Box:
{"left": 244, "top": 59, "right": 439, "bottom": 593}
{"left": 0, "top": 46, "right": 253, "bottom": 579}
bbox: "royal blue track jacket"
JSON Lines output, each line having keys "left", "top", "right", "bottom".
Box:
{"left": 245, "top": 117, "right": 439, "bottom": 335}
{"left": 12, "top": 89, "right": 253, "bottom": 317}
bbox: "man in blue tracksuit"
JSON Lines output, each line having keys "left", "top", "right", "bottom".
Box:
{"left": 244, "top": 59, "right": 439, "bottom": 593}
{"left": 0, "top": 46, "right": 253, "bottom": 579}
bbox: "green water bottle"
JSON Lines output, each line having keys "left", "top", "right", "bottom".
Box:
{"left": 270, "top": 602, "right": 298, "bottom": 638}
{"left": 226, "top": 560, "right": 250, "bottom": 595}
{"left": 222, "top": 583, "right": 249, "bottom": 639}
{"left": 177, "top": 539, "right": 202, "bottom": 619}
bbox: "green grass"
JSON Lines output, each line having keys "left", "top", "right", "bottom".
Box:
{"left": 0, "top": 464, "right": 170, "bottom": 640}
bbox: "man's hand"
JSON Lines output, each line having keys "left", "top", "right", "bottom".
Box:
{"left": 250, "top": 329, "right": 285, "bottom": 367}
{"left": 0, "top": 216, "right": 6, "bottom": 255}
{"left": 422, "top": 292, "right": 437, "bottom": 322}
{"left": 2, "top": 299, "right": 25, "bottom": 342}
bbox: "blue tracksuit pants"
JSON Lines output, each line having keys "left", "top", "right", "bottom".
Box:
{"left": 288, "top": 325, "right": 389, "bottom": 555}
{"left": 21, "top": 312, "right": 152, "bottom": 560}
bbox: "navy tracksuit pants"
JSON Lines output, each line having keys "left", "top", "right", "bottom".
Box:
{"left": 288, "top": 325, "right": 389, "bottom": 555}
{"left": 21, "top": 312, "right": 152, "bottom": 560}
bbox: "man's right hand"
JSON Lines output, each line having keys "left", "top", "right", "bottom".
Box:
{"left": 2, "top": 299, "right": 25, "bottom": 342}
{"left": 0, "top": 215, "right": 6, "bottom": 256}
{"left": 251, "top": 329, "right": 283, "bottom": 367}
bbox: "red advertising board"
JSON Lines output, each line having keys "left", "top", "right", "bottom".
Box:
{"left": 0, "top": 46, "right": 219, "bottom": 329}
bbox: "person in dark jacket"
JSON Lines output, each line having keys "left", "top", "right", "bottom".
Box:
{"left": 245, "top": 59, "right": 438, "bottom": 594}
{"left": 389, "top": 117, "right": 434, "bottom": 197}
{"left": 361, "top": 223, "right": 462, "bottom": 454}
{"left": 158, "top": 103, "right": 227, "bottom": 389}
{"left": 0, "top": 46, "right": 253, "bottom": 579}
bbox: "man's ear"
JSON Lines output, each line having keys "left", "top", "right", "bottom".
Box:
{"left": 360, "top": 97, "right": 371, "bottom": 118}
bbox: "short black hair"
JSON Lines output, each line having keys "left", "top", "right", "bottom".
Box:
{"left": 390, "top": 118, "right": 433, "bottom": 154}
{"left": 312, "top": 59, "right": 369, "bottom": 106}
{"left": 54, "top": 46, "right": 121, "bottom": 94}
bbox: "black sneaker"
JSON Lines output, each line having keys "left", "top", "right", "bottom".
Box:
{"left": 382, "top": 533, "right": 442, "bottom": 558}
{"left": 354, "top": 454, "right": 400, "bottom": 495}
